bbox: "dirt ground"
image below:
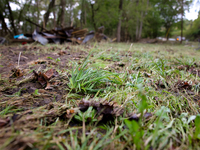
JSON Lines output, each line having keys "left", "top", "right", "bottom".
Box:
{"left": 0, "top": 44, "right": 88, "bottom": 106}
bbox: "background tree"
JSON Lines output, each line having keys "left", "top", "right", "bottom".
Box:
{"left": 60, "top": 0, "right": 67, "bottom": 27}
{"left": 185, "top": 12, "right": 200, "bottom": 40}
{"left": 0, "top": 0, "right": 194, "bottom": 42}
{"left": 43, "top": 0, "right": 56, "bottom": 28}
{"left": 117, "top": 0, "right": 123, "bottom": 42}
{"left": 178, "top": 0, "right": 192, "bottom": 43}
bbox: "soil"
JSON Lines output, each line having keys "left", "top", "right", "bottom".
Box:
{"left": 0, "top": 44, "right": 88, "bottom": 109}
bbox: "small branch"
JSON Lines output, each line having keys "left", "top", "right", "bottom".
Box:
{"left": 26, "top": 18, "right": 48, "bottom": 31}
{"left": 17, "top": 52, "right": 21, "bottom": 68}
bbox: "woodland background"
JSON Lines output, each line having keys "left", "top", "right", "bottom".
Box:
{"left": 0, "top": 0, "right": 200, "bottom": 42}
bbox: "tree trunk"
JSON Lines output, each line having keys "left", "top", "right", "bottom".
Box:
{"left": 166, "top": 27, "right": 170, "bottom": 40}
{"left": 81, "top": 0, "right": 84, "bottom": 27}
{"left": 135, "top": 18, "right": 139, "bottom": 40}
{"left": 138, "top": 11, "right": 143, "bottom": 39}
{"left": 60, "top": 0, "right": 66, "bottom": 27}
{"left": 0, "top": 12, "right": 12, "bottom": 35}
{"left": 138, "top": 0, "right": 149, "bottom": 39}
{"left": 91, "top": 4, "right": 97, "bottom": 31}
{"left": 6, "top": 0, "right": 17, "bottom": 35}
{"left": 84, "top": 0, "right": 86, "bottom": 25}
{"left": 180, "top": 0, "right": 183, "bottom": 44}
{"left": 44, "top": 0, "right": 55, "bottom": 28}
{"left": 117, "top": 0, "right": 123, "bottom": 42}
{"left": 69, "top": 2, "right": 72, "bottom": 27}
{"left": 57, "top": 9, "right": 61, "bottom": 26}
{"left": 53, "top": 10, "right": 56, "bottom": 29}
{"left": 135, "top": 0, "right": 139, "bottom": 41}
{"left": 80, "top": 0, "right": 86, "bottom": 27}
{"left": 36, "top": 0, "right": 40, "bottom": 24}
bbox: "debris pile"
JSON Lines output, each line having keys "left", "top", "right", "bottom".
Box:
{"left": 11, "top": 19, "right": 109, "bottom": 45}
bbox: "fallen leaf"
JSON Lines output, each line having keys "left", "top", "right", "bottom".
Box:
{"left": 0, "top": 118, "right": 8, "bottom": 127}
{"left": 70, "top": 109, "right": 75, "bottom": 114}
{"left": 45, "top": 81, "right": 52, "bottom": 90}
{"left": 58, "top": 50, "right": 68, "bottom": 56}
{"left": 43, "top": 69, "right": 54, "bottom": 80}
{"left": 33, "top": 69, "right": 59, "bottom": 89}
{"left": 10, "top": 68, "right": 23, "bottom": 78}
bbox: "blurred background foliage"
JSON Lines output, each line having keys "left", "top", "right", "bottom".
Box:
{"left": 0, "top": 0, "right": 199, "bottom": 41}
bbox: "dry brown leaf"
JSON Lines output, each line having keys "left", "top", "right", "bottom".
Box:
{"left": 0, "top": 118, "right": 8, "bottom": 128}
{"left": 45, "top": 81, "right": 52, "bottom": 90}
{"left": 44, "top": 69, "right": 54, "bottom": 80}
{"left": 66, "top": 109, "right": 75, "bottom": 118}
{"left": 33, "top": 69, "right": 59, "bottom": 89}
{"left": 10, "top": 68, "right": 23, "bottom": 78}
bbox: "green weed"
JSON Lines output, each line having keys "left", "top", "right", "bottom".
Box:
{"left": 74, "top": 106, "right": 97, "bottom": 123}
{"left": 67, "top": 53, "right": 122, "bottom": 94}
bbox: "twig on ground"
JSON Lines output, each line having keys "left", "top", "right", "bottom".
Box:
{"left": 17, "top": 52, "right": 22, "bottom": 68}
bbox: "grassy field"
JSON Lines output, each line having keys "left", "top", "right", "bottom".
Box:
{"left": 0, "top": 42, "right": 200, "bottom": 150}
